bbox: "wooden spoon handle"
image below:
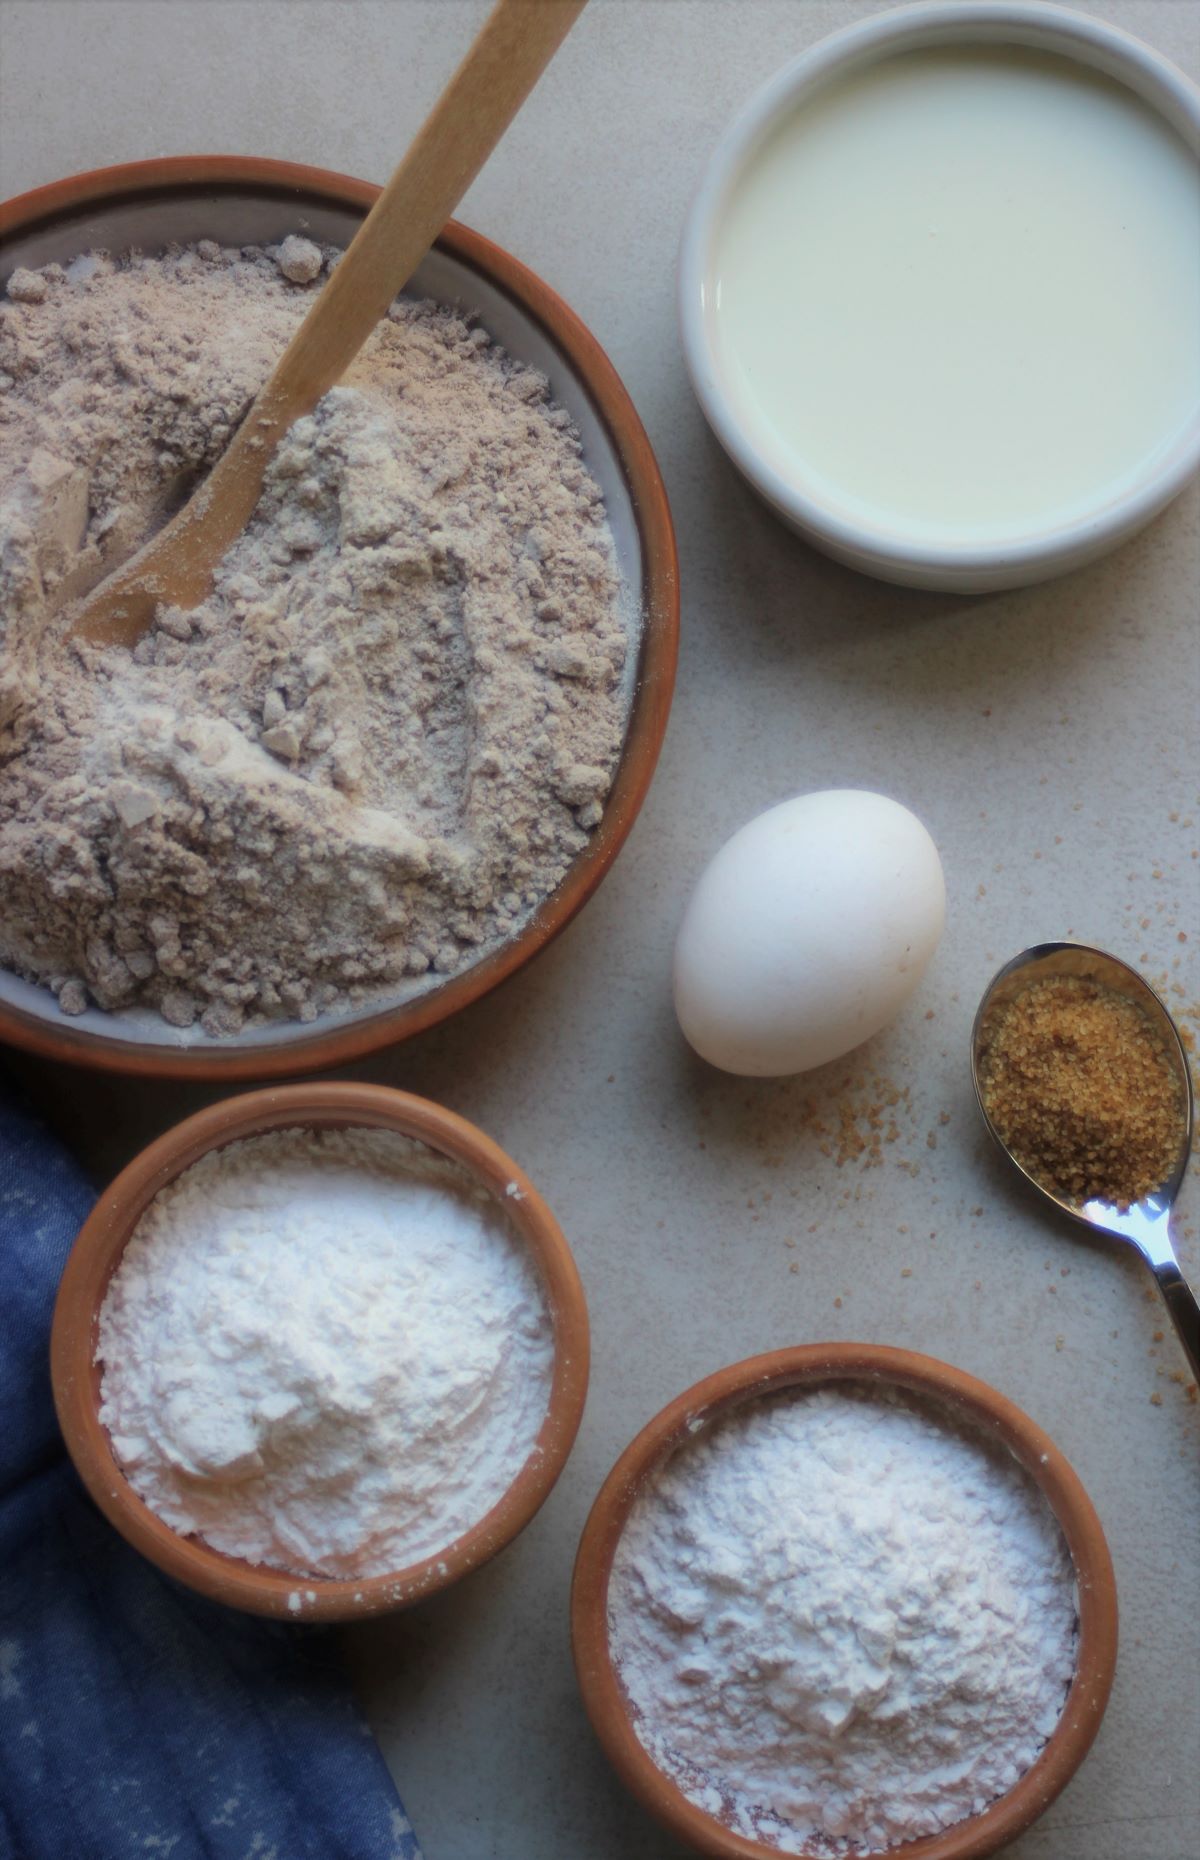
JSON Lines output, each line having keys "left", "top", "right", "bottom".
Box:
{"left": 254, "top": 0, "right": 588, "bottom": 434}
{"left": 72, "top": 0, "right": 587, "bottom": 642}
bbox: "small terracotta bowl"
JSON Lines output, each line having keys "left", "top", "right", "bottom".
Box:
{"left": 0, "top": 156, "right": 678, "bottom": 1079}
{"left": 572, "top": 1343, "right": 1117, "bottom": 1860}
{"left": 51, "top": 1082, "right": 589, "bottom": 1621}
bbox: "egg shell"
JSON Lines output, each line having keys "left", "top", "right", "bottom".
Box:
{"left": 673, "top": 790, "right": 945, "bottom": 1077}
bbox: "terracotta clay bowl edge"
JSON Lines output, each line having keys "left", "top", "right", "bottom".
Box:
{"left": 0, "top": 155, "right": 679, "bottom": 1080}
{"left": 570, "top": 1342, "right": 1117, "bottom": 1860}
{"left": 51, "top": 1080, "right": 590, "bottom": 1621}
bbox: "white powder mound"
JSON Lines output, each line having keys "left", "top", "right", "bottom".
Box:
{"left": 608, "top": 1383, "right": 1078, "bottom": 1855}
{"left": 97, "top": 1126, "right": 556, "bottom": 1578}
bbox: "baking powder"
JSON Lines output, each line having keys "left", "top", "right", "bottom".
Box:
{"left": 608, "top": 1383, "right": 1077, "bottom": 1855}
{"left": 97, "top": 1126, "right": 555, "bottom": 1579}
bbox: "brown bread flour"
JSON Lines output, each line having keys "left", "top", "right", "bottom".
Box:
{"left": 0, "top": 241, "right": 632, "bottom": 1035}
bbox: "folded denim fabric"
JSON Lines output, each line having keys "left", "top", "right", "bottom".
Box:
{"left": 0, "top": 1085, "right": 421, "bottom": 1860}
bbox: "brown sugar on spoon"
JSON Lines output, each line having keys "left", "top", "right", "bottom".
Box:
{"left": 977, "top": 975, "right": 1187, "bottom": 1209}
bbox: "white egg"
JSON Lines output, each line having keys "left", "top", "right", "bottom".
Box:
{"left": 673, "top": 790, "right": 945, "bottom": 1077}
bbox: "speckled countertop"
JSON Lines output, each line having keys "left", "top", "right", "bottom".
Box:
{"left": 1, "top": 3, "right": 1197, "bottom": 1856}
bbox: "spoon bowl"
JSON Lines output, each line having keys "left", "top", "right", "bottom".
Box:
{"left": 972, "top": 940, "right": 1197, "bottom": 1379}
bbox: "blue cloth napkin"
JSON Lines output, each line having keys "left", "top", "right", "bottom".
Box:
{"left": 0, "top": 1084, "right": 422, "bottom": 1860}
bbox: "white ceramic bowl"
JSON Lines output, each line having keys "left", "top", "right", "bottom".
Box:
{"left": 679, "top": 2, "right": 1200, "bottom": 593}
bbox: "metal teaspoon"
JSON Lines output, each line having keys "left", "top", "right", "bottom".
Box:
{"left": 972, "top": 940, "right": 1198, "bottom": 1382}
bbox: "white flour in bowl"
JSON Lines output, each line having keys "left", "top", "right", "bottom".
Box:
{"left": 608, "top": 1381, "right": 1078, "bottom": 1855}
{"left": 0, "top": 241, "right": 633, "bottom": 1034}
{"left": 97, "top": 1125, "right": 555, "bottom": 1578}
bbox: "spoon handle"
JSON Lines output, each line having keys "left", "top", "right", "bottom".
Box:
{"left": 71, "top": 0, "right": 588, "bottom": 645}
{"left": 1152, "top": 1251, "right": 1200, "bottom": 1383}
{"left": 249, "top": 0, "right": 589, "bottom": 439}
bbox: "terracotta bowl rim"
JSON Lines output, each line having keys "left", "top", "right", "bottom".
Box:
{"left": 51, "top": 1080, "right": 590, "bottom": 1621}
{"left": 571, "top": 1342, "right": 1117, "bottom": 1860}
{"left": 0, "top": 154, "right": 679, "bottom": 1080}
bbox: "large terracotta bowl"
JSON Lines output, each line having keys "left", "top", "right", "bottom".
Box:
{"left": 51, "top": 1082, "right": 590, "bottom": 1620}
{"left": 572, "top": 1343, "right": 1118, "bottom": 1860}
{"left": 0, "top": 157, "right": 678, "bottom": 1078}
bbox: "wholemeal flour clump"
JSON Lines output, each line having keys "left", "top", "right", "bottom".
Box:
{"left": 0, "top": 242, "right": 633, "bottom": 1035}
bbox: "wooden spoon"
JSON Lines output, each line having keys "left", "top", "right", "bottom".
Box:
{"left": 70, "top": 0, "right": 587, "bottom": 648}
